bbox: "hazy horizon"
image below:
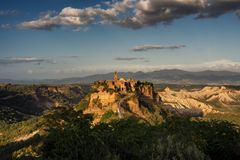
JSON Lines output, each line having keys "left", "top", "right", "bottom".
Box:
{"left": 1, "top": 69, "right": 240, "bottom": 82}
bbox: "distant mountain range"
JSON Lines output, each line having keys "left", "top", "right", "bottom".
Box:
{"left": 1, "top": 69, "right": 240, "bottom": 85}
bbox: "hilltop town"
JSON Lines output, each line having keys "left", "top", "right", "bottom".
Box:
{"left": 83, "top": 71, "right": 162, "bottom": 123}
{"left": 92, "top": 71, "right": 161, "bottom": 101}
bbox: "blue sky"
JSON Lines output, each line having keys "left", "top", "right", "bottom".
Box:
{"left": 1, "top": 0, "right": 240, "bottom": 79}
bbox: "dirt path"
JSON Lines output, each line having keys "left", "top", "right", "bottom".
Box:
{"left": 117, "top": 94, "right": 133, "bottom": 118}
{"left": 14, "top": 130, "right": 40, "bottom": 142}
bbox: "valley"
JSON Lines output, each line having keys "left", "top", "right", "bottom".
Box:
{"left": 0, "top": 84, "right": 90, "bottom": 123}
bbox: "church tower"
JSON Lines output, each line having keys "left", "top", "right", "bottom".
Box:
{"left": 114, "top": 71, "right": 118, "bottom": 82}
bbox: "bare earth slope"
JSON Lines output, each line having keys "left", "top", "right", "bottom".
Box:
{"left": 158, "top": 86, "right": 240, "bottom": 116}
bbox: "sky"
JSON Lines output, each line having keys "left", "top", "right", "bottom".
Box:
{"left": 0, "top": 0, "right": 240, "bottom": 80}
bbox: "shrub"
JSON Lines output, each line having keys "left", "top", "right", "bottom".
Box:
{"left": 150, "top": 135, "right": 207, "bottom": 160}
{"left": 100, "top": 110, "right": 115, "bottom": 122}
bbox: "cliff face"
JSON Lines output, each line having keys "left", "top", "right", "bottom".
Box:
{"left": 138, "top": 83, "right": 154, "bottom": 99}
{"left": 84, "top": 91, "right": 149, "bottom": 124}
{"left": 89, "top": 91, "right": 119, "bottom": 107}
{"left": 126, "top": 95, "right": 143, "bottom": 117}
{"left": 83, "top": 91, "right": 118, "bottom": 123}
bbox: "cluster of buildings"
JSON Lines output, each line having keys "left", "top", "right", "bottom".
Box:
{"left": 93, "top": 71, "right": 160, "bottom": 102}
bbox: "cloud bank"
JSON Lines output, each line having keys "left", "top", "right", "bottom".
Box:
{"left": 131, "top": 44, "right": 186, "bottom": 51}
{"left": 0, "top": 57, "right": 55, "bottom": 65}
{"left": 17, "top": 0, "right": 240, "bottom": 30}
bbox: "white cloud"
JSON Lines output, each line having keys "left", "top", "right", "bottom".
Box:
{"left": 199, "top": 59, "right": 240, "bottom": 71}
{"left": 18, "top": 0, "right": 134, "bottom": 30}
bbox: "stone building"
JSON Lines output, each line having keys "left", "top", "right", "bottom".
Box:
{"left": 93, "top": 71, "right": 161, "bottom": 102}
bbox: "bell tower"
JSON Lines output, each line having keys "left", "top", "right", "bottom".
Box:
{"left": 114, "top": 71, "right": 118, "bottom": 82}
